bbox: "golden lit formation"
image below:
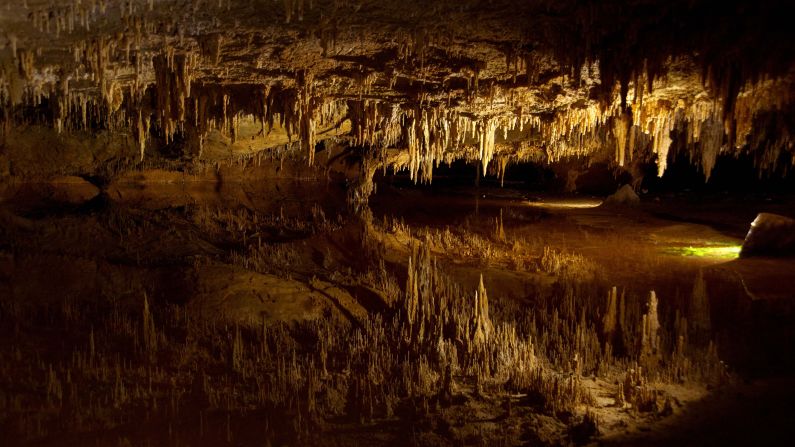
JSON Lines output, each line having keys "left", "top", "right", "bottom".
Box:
{"left": 1, "top": 1, "right": 794, "bottom": 446}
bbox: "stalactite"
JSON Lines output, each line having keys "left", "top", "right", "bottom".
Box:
{"left": 297, "top": 70, "right": 318, "bottom": 166}
{"left": 17, "top": 49, "right": 35, "bottom": 81}
{"left": 613, "top": 112, "right": 630, "bottom": 167}
{"left": 698, "top": 117, "right": 724, "bottom": 180}
{"left": 402, "top": 107, "right": 449, "bottom": 184}
{"left": 0, "top": 0, "right": 791, "bottom": 185}
{"left": 542, "top": 103, "right": 612, "bottom": 163}
{"left": 617, "top": 69, "right": 794, "bottom": 177}
{"left": 152, "top": 50, "right": 195, "bottom": 144}
{"left": 478, "top": 118, "right": 497, "bottom": 173}
{"left": 8, "top": 34, "right": 18, "bottom": 60}
{"left": 349, "top": 100, "right": 402, "bottom": 153}
{"left": 135, "top": 109, "right": 150, "bottom": 161}
{"left": 198, "top": 34, "right": 224, "bottom": 66}
{"left": 497, "top": 156, "right": 509, "bottom": 187}
{"left": 631, "top": 99, "right": 676, "bottom": 176}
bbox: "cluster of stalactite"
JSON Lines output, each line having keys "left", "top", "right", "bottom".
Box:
{"left": 544, "top": 103, "right": 611, "bottom": 162}
{"left": 2, "top": 56, "right": 792, "bottom": 183}
{"left": 152, "top": 66, "right": 348, "bottom": 165}
{"left": 523, "top": 67, "right": 795, "bottom": 180}
{"left": 27, "top": 0, "right": 110, "bottom": 35}
{"left": 341, "top": 68, "right": 794, "bottom": 185}
{"left": 347, "top": 100, "right": 543, "bottom": 183}
{"left": 617, "top": 71, "right": 795, "bottom": 179}
{"left": 1, "top": 37, "right": 352, "bottom": 164}
{"left": 152, "top": 49, "right": 194, "bottom": 146}
{"left": 400, "top": 110, "right": 541, "bottom": 184}
{"left": 1, "top": 0, "right": 793, "bottom": 183}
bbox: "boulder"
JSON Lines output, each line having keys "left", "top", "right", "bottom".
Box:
{"left": 740, "top": 213, "right": 795, "bottom": 258}
{"left": 603, "top": 184, "right": 640, "bottom": 206}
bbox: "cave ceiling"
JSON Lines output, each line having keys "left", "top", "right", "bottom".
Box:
{"left": 1, "top": 0, "right": 794, "bottom": 182}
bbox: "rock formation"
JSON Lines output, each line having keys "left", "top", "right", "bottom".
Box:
{"left": 0, "top": 1, "right": 792, "bottom": 192}
{"left": 740, "top": 213, "right": 795, "bottom": 258}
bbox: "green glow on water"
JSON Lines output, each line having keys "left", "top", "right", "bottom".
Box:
{"left": 664, "top": 245, "right": 742, "bottom": 259}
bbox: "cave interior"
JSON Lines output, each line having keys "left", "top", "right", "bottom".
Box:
{"left": 1, "top": 1, "right": 795, "bottom": 446}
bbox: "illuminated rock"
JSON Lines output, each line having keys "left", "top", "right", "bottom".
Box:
{"left": 0, "top": 0, "right": 792, "bottom": 196}
{"left": 603, "top": 184, "right": 640, "bottom": 207}
{"left": 740, "top": 213, "right": 795, "bottom": 258}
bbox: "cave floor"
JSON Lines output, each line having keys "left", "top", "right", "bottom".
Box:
{"left": 1, "top": 179, "right": 794, "bottom": 446}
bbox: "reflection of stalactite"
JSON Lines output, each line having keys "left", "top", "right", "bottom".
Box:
{"left": 640, "top": 291, "right": 660, "bottom": 363}
{"left": 471, "top": 275, "right": 492, "bottom": 347}
{"left": 283, "top": 0, "right": 308, "bottom": 23}
{"left": 603, "top": 286, "right": 618, "bottom": 341}
{"left": 690, "top": 270, "right": 711, "bottom": 335}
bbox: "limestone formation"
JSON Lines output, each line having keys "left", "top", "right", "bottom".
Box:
{"left": 603, "top": 184, "right": 640, "bottom": 206}
{"left": 0, "top": 1, "right": 792, "bottom": 189}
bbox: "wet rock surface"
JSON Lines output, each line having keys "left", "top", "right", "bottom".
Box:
{"left": 740, "top": 213, "right": 795, "bottom": 258}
